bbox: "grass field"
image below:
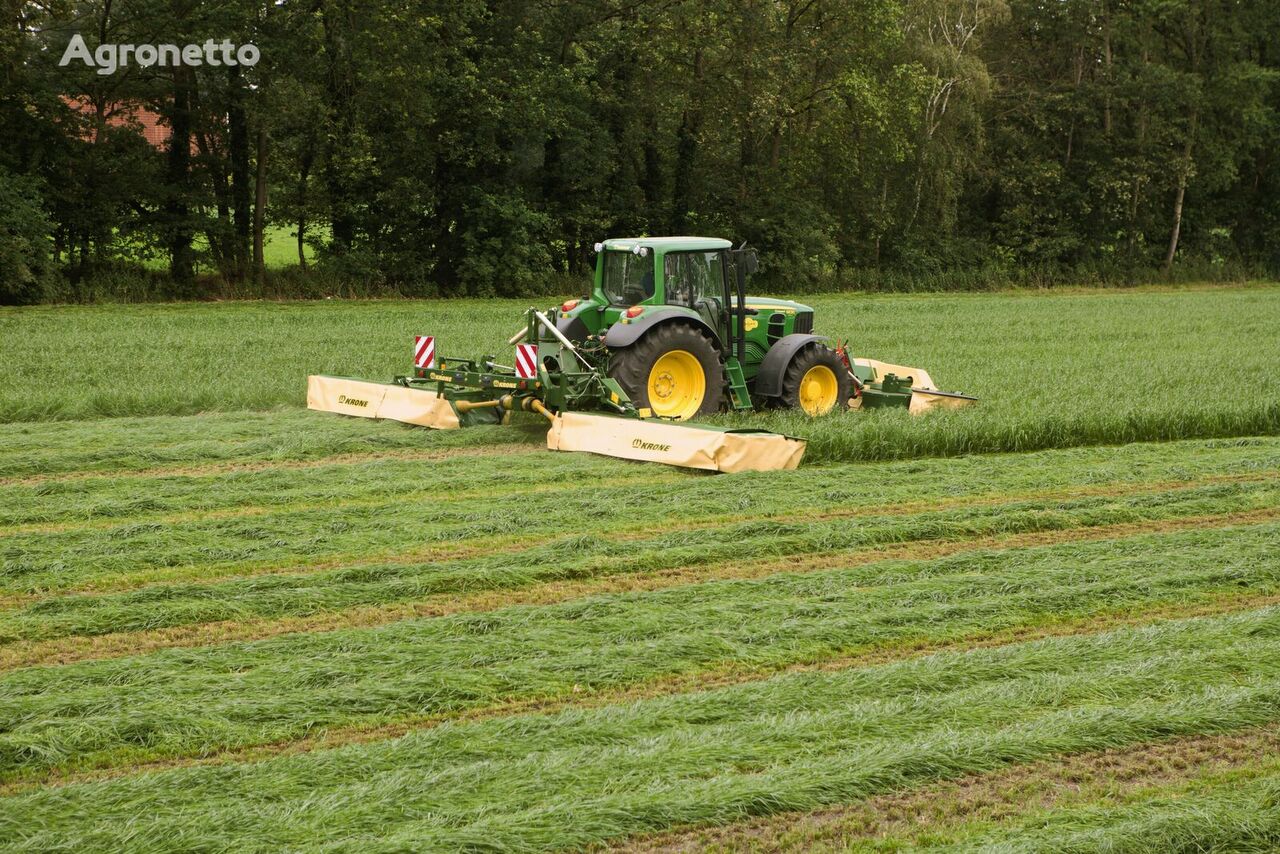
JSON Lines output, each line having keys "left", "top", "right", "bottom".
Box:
{"left": 135, "top": 225, "right": 315, "bottom": 273}
{"left": 1, "top": 284, "right": 1279, "bottom": 851}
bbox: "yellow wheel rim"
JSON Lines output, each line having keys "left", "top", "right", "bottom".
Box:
{"left": 647, "top": 350, "right": 705, "bottom": 420}
{"left": 798, "top": 365, "right": 839, "bottom": 416}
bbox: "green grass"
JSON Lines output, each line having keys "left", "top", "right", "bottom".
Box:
{"left": 135, "top": 226, "right": 315, "bottom": 273}
{"left": 4, "top": 607, "right": 1280, "bottom": 851}
{"left": 0, "top": 408, "right": 532, "bottom": 480}
{"left": 2, "top": 286, "right": 1279, "bottom": 463}
{"left": 684, "top": 724, "right": 1280, "bottom": 850}
{"left": 2, "top": 432, "right": 1275, "bottom": 624}
{"left": 950, "top": 773, "right": 1280, "bottom": 852}
{"left": 5, "top": 421, "right": 1274, "bottom": 526}
{"left": 3, "top": 521, "right": 1278, "bottom": 782}
{"left": 260, "top": 226, "right": 315, "bottom": 270}
{"left": 3, "top": 286, "right": 1279, "bottom": 849}
{"left": 3, "top": 478, "right": 1275, "bottom": 641}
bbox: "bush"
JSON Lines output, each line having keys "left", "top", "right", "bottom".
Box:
{"left": 0, "top": 169, "right": 56, "bottom": 305}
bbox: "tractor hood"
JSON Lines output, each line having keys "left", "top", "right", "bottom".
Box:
{"left": 732, "top": 296, "right": 813, "bottom": 315}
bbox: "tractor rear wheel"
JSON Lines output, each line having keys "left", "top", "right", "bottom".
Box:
{"left": 608, "top": 323, "right": 723, "bottom": 420}
{"left": 779, "top": 343, "right": 852, "bottom": 416}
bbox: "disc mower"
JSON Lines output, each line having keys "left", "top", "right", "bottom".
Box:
{"left": 308, "top": 236, "right": 975, "bottom": 472}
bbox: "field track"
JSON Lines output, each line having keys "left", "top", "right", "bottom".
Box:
{"left": 2, "top": 287, "right": 1280, "bottom": 850}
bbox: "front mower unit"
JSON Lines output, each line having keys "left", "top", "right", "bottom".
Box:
{"left": 308, "top": 307, "right": 807, "bottom": 473}
{"left": 849, "top": 358, "right": 978, "bottom": 413}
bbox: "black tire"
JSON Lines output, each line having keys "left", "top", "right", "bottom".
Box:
{"left": 608, "top": 322, "right": 723, "bottom": 420}
{"left": 777, "top": 343, "right": 853, "bottom": 416}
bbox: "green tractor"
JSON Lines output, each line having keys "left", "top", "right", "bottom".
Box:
{"left": 556, "top": 237, "right": 851, "bottom": 420}
{"left": 309, "top": 235, "right": 973, "bottom": 472}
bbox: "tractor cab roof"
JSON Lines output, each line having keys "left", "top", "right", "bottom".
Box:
{"left": 601, "top": 236, "right": 733, "bottom": 253}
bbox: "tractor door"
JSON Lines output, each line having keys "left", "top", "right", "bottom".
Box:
{"left": 723, "top": 247, "right": 759, "bottom": 368}
{"left": 664, "top": 251, "right": 727, "bottom": 348}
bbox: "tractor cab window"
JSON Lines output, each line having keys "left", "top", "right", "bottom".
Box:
{"left": 663, "top": 251, "right": 724, "bottom": 307}
{"left": 602, "top": 250, "right": 655, "bottom": 305}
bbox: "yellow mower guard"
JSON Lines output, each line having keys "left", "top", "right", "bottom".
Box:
{"left": 547, "top": 411, "right": 805, "bottom": 473}
{"left": 307, "top": 375, "right": 461, "bottom": 429}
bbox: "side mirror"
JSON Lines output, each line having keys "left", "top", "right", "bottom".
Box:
{"left": 743, "top": 249, "right": 759, "bottom": 276}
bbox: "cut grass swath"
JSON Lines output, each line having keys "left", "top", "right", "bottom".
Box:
{"left": 4, "top": 479, "right": 1276, "bottom": 640}
{"left": 4, "top": 507, "right": 1273, "bottom": 671}
{"left": 1, "top": 523, "right": 1277, "bottom": 783}
{"left": 620, "top": 725, "right": 1280, "bottom": 851}
{"left": 3, "top": 608, "right": 1280, "bottom": 851}
{"left": 951, "top": 772, "right": 1280, "bottom": 853}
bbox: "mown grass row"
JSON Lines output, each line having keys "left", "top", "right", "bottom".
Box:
{"left": 5, "top": 428, "right": 1276, "bottom": 529}
{"left": 4, "top": 433, "right": 1277, "bottom": 598}
{"left": 639, "top": 726, "right": 1280, "bottom": 852}
{"left": 3, "top": 607, "right": 1280, "bottom": 851}
{"left": 952, "top": 772, "right": 1280, "bottom": 852}
{"left": 4, "top": 512, "right": 1270, "bottom": 674}
{"left": 1, "top": 522, "right": 1277, "bottom": 784}
{"left": 5, "top": 459, "right": 1275, "bottom": 604}
{"left": 0, "top": 408, "right": 539, "bottom": 481}
{"left": 4, "top": 287, "right": 1279, "bottom": 463}
{"left": 0, "top": 446, "right": 683, "bottom": 530}
{"left": 5, "top": 478, "right": 1276, "bottom": 643}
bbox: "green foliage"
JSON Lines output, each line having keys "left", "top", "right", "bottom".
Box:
{"left": 4, "top": 0, "right": 1279, "bottom": 298}
{"left": 0, "top": 170, "right": 55, "bottom": 305}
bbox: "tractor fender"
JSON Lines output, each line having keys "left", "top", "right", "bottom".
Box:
{"left": 555, "top": 313, "right": 591, "bottom": 343}
{"left": 753, "top": 334, "right": 830, "bottom": 398}
{"left": 603, "top": 309, "right": 722, "bottom": 350}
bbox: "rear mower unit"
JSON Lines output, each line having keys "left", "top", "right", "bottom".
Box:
{"left": 308, "top": 236, "right": 975, "bottom": 472}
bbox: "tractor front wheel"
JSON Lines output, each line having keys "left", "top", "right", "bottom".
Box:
{"left": 779, "top": 343, "right": 853, "bottom": 416}
{"left": 608, "top": 323, "right": 723, "bottom": 420}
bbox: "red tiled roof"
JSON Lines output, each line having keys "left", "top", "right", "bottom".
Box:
{"left": 62, "top": 96, "right": 172, "bottom": 149}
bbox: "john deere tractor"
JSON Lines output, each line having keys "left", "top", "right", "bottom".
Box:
{"left": 309, "top": 234, "right": 974, "bottom": 472}
{"left": 556, "top": 236, "right": 851, "bottom": 419}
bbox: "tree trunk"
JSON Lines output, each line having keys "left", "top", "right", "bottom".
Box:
{"left": 1127, "top": 32, "right": 1151, "bottom": 259}
{"left": 671, "top": 50, "right": 702, "bottom": 234}
{"left": 1163, "top": 132, "right": 1195, "bottom": 272}
{"left": 192, "top": 121, "right": 233, "bottom": 280}
{"left": 1064, "top": 44, "right": 1084, "bottom": 168}
{"left": 297, "top": 149, "right": 311, "bottom": 270}
{"left": 1102, "top": 0, "right": 1113, "bottom": 135}
{"left": 322, "top": 0, "right": 357, "bottom": 253}
{"left": 229, "top": 64, "right": 252, "bottom": 280}
{"left": 166, "top": 64, "right": 196, "bottom": 292}
{"left": 253, "top": 127, "right": 269, "bottom": 283}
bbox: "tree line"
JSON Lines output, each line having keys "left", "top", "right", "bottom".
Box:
{"left": 1, "top": 0, "right": 1277, "bottom": 303}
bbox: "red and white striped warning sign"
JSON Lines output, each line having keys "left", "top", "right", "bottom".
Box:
{"left": 515, "top": 343, "right": 538, "bottom": 379}
{"left": 413, "top": 336, "right": 436, "bottom": 369}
